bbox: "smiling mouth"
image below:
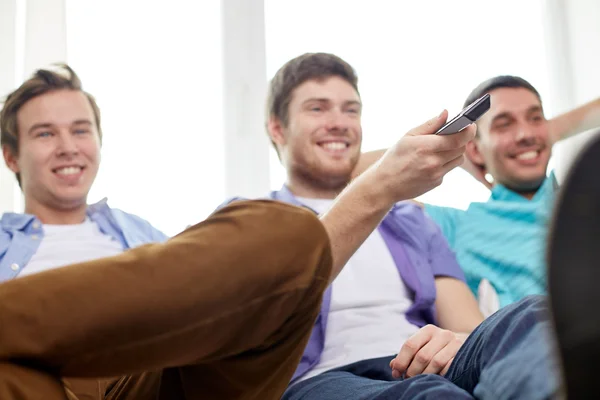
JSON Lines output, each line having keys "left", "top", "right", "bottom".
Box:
{"left": 53, "top": 166, "right": 84, "bottom": 176}
{"left": 515, "top": 150, "right": 540, "bottom": 161}
{"left": 318, "top": 141, "right": 350, "bottom": 152}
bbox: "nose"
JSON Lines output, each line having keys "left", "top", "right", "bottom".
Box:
{"left": 56, "top": 131, "right": 79, "bottom": 156}
{"left": 515, "top": 123, "right": 536, "bottom": 144}
{"left": 324, "top": 109, "right": 348, "bottom": 132}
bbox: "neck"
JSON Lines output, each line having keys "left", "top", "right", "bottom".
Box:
{"left": 519, "top": 191, "right": 536, "bottom": 200}
{"left": 494, "top": 181, "right": 541, "bottom": 200}
{"left": 286, "top": 174, "right": 347, "bottom": 200}
{"left": 24, "top": 201, "right": 88, "bottom": 225}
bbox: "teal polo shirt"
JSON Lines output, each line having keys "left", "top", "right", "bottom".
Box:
{"left": 425, "top": 173, "right": 558, "bottom": 307}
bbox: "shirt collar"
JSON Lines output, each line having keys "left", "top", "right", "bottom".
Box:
{"left": 86, "top": 197, "right": 110, "bottom": 216}
{"left": 0, "top": 198, "right": 111, "bottom": 232}
{"left": 272, "top": 184, "right": 405, "bottom": 215}
{"left": 271, "top": 185, "right": 312, "bottom": 208}
{"left": 490, "top": 171, "right": 557, "bottom": 203}
{"left": 0, "top": 213, "right": 36, "bottom": 231}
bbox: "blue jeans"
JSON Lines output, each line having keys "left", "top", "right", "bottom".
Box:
{"left": 283, "top": 296, "right": 561, "bottom": 400}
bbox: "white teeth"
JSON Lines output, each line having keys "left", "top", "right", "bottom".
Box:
{"left": 322, "top": 142, "right": 347, "bottom": 151}
{"left": 56, "top": 167, "right": 81, "bottom": 175}
{"left": 516, "top": 151, "right": 538, "bottom": 160}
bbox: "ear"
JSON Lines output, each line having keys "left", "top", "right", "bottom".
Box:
{"left": 2, "top": 145, "right": 20, "bottom": 174}
{"left": 465, "top": 138, "right": 485, "bottom": 169}
{"left": 267, "top": 117, "right": 287, "bottom": 149}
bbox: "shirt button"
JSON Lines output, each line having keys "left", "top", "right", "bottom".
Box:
{"left": 32, "top": 222, "right": 40, "bottom": 229}
{"left": 10, "top": 263, "right": 19, "bottom": 271}
{"left": 31, "top": 234, "right": 39, "bottom": 240}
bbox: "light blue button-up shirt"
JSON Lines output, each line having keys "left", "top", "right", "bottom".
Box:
{"left": 425, "top": 173, "right": 557, "bottom": 307}
{"left": 0, "top": 198, "right": 168, "bottom": 282}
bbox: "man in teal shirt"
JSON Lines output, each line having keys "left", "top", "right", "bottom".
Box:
{"left": 427, "top": 76, "right": 599, "bottom": 307}
{"left": 428, "top": 76, "right": 600, "bottom": 308}
{"left": 424, "top": 76, "right": 556, "bottom": 306}
{"left": 425, "top": 172, "right": 556, "bottom": 307}
{"left": 356, "top": 76, "right": 600, "bottom": 308}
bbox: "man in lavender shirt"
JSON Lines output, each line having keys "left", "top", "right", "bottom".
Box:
{"left": 229, "top": 52, "right": 561, "bottom": 399}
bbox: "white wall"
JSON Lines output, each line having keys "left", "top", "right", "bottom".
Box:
{"left": 1, "top": 0, "right": 599, "bottom": 215}
{"left": 547, "top": 0, "right": 600, "bottom": 182}
{"left": 23, "top": 0, "right": 66, "bottom": 77}
{"left": 0, "top": 0, "right": 18, "bottom": 213}
{"left": 264, "top": 0, "right": 554, "bottom": 208}
{"left": 0, "top": 0, "right": 67, "bottom": 213}
{"left": 221, "top": 0, "right": 270, "bottom": 199}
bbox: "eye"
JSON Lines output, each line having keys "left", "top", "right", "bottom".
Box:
{"left": 36, "top": 131, "right": 53, "bottom": 138}
{"left": 531, "top": 115, "right": 544, "bottom": 122}
{"left": 494, "top": 122, "right": 510, "bottom": 130}
{"left": 74, "top": 129, "right": 90, "bottom": 135}
{"left": 310, "top": 106, "right": 322, "bottom": 112}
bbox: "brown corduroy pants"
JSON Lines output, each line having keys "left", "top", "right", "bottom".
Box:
{"left": 0, "top": 200, "right": 332, "bottom": 400}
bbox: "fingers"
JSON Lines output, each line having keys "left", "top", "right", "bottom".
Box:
{"left": 431, "top": 124, "right": 477, "bottom": 152}
{"left": 390, "top": 326, "right": 435, "bottom": 377}
{"left": 404, "top": 329, "right": 455, "bottom": 378}
{"left": 417, "top": 147, "right": 465, "bottom": 183}
{"left": 461, "top": 157, "right": 486, "bottom": 179}
{"left": 422, "top": 338, "right": 462, "bottom": 375}
{"left": 441, "top": 153, "right": 466, "bottom": 174}
{"left": 390, "top": 326, "right": 463, "bottom": 379}
{"left": 441, "top": 357, "right": 455, "bottom": 376}
{"left": 436, "top": 146, "right": 466, "bottom": 162}
{"left": 406, "top": 110, "right": 449, "bottom": 136}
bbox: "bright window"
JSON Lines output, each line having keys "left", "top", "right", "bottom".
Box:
{"left": 265, "top": 0, "right": 552, "bottom": 208}
{"left": 66, "top": 0, "right": 224, "bottom": 235}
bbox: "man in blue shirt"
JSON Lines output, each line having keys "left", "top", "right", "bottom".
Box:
{"left": 356, "top": 77, "right": 600, "bottom": 309}
{"left": 0, "top": 65, "right": 168, "bottom": 279}
{"left": 0, "top": 65, "right": 168, "bottom": 398}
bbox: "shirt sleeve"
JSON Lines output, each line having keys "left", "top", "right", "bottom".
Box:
{"left": 423, "top": 204, "right": 465, "bottom": 249}
{"left": 424, "top": 214, "right": 466, "bottom": 282}
{"left": 128, "top": 215, "right": 169, "bottom": 242}
{"left": 148, "top": 224, "right": 169, "bottom": 242}
{"left": 388, "top": 202, "right": 466, "bottom": 283}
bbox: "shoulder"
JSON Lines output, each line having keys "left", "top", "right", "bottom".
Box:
{"left": 215, "top": 193, "right": 281, "bottom": 212}
{"left": 423, "top": 203, "right": 466, "bottom": 228}
{"left": 383, "top": 201, "right": 440, "bottom": 245}
{"left": 391, "top": 200, "right": 427, "bottom": 217}
{"left": 0, "top": 226, "right": 11, "bottom": 259}
{"left": 388, "top": 201, "right": 435, "bottom": 228}
{"left": 216, "top": 196, "right": 250, "bottom": 209}
{"left": 0, "top": 212, "right": 35, "bottom": 239}
{"left": 108, "top": 208, "right": 168, "bottom": 242}
{"left": 0, "top": 212, "right": 34, "bottom": 263}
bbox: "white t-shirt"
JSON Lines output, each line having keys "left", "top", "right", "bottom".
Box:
{"left": 297, "top": 197, "right": 419, "bottom": 380}
{"left": 18, "top": 219, "right": 124, "bottom": 278}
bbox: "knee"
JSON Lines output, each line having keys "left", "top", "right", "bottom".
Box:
{"left": 233, "top": 199, "right": 329, "bottom": 249}
{"left": 218, "top": 199, "right": 332, "bottom": 278}
{"left": 517, "top": 295, "right": 548, "bottom": 311}
{"left": 495, "top": 295, "right": 550, "bottom": 329}
{"left": 235, "top": 200, "right": 333, "bottom": 310}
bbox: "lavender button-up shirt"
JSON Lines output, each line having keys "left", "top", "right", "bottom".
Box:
{"left": 267, "top": 187, "right": 466, "bottom": 382}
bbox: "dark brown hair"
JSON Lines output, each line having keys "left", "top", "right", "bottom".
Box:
{"left": 465, "top": 75, "right": 542, "bottom": 138}
{"left": 266, "top": 53, "right": 359, "bottom": 150}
